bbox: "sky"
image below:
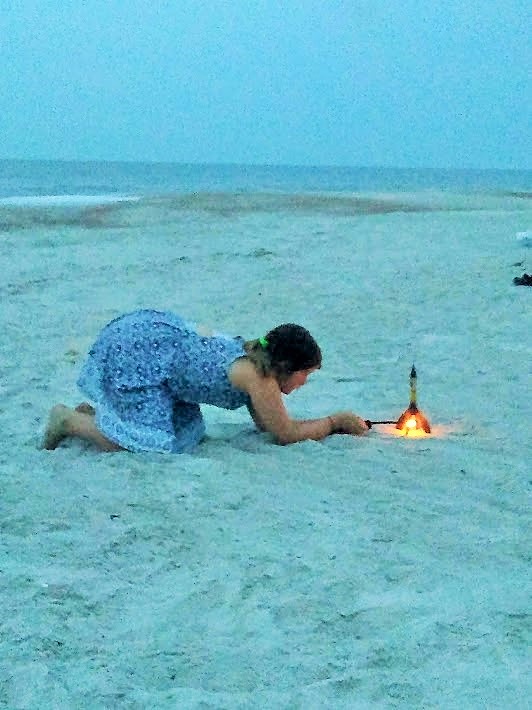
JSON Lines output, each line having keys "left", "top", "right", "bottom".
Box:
{"left": 1, "top": 0, "right": 530, "bottom": 169}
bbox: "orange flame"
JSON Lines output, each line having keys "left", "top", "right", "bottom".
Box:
{"left": 395, "top": 408, "right": 431, "bottom": 436}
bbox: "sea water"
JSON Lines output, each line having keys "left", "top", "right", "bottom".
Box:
{"left": 1, "top": 159, "right": 530, "bottom": 236}
{"left": 1, "top": 159, "right": 531, "bottom": 202}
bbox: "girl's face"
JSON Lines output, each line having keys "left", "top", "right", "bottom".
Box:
{"left": 280, "top": 366, "right": 319, "bottom": 395}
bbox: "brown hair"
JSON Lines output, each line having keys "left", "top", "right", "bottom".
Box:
{"left": 244, "top": 323, "right": 322, "bottom": 377}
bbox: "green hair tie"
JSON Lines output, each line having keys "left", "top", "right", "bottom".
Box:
{"left": 258, "top": 336, "right": 269, "bottom": 348}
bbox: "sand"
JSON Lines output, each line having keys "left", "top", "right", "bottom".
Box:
{"left": 1, "top": 194, "right": 530, "bottom": 708}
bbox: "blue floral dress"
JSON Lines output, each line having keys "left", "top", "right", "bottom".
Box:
{"left": 77, "top": 310, "right": 250, "bottom": 453}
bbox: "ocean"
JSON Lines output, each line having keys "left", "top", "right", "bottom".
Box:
{"left": 1, "top": 159, "right": 530, "bottom": 236}
{"left": 1, "top": 159, "right": 531, "bottom": 203}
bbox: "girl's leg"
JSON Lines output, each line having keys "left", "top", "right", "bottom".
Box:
{"left": 42, "top": 404, "right": 123, "bottom": 451}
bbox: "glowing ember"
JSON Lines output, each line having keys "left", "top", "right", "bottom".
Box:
{"left": 406, "top": 416, "right": 417, "bottom": 429}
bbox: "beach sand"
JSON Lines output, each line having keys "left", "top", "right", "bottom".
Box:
{"left": 1, "top": 194, "right": 530, "bottom": 708}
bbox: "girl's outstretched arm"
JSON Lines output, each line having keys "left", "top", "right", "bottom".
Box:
{"left": 231, "top": 359, "right": 367, "bottom": 444}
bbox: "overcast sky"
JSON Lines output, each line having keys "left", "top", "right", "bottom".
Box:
{"left": 1, "top": 0, "right": 530, "bottom": 168}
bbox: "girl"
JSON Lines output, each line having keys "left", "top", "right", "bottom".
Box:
{"left": 42, "top": 309, "right": 368, "bottom": 453}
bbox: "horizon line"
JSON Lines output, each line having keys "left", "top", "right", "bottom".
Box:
{"left": 0, "top": 157, "right": 531, "bottom": 173}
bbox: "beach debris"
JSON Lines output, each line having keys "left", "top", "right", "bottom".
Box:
{"left": 64, "top": 348, "right": 80, "bottom": 364}
{"left": 248, "top": 248, "right": 275, "bottom": 258}
{"left": 395, "top": 365, "right": 431, "bottom": 435}
{"left": 513, "top": 273, "right": 532, "bottom": 286}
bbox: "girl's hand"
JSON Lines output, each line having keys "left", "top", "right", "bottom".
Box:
{"left": 331, "top": 412, "right": 369, "bottom": 436}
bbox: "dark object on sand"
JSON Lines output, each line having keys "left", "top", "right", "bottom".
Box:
{"left": 364, "top": 419, "right": 396, "bottom": 429}
{"left": 513, "top": 273, "right": 532, "bottom": 286}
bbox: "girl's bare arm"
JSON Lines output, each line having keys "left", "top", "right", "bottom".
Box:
{"left": 231, "top": 359, "right": 334, "bottom": 444}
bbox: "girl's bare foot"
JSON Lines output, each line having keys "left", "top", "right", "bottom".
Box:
{"left": 42, "top": 404, "right": 123, "bottom": 452}
{"left": 75, "top": 402, "right": 96, "bottom": 415}
{"left": 42, "top": 404, "right": 72, "bottom": 450}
